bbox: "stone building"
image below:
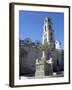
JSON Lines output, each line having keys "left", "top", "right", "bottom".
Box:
{"left": 41, "top": 17, "right": 64, "bottom": 75}
{"left": 19, "top": 38, "right": 42, "bottom": 76}
{"left": 19, "top": 17, "right": 64, "bottom": 77}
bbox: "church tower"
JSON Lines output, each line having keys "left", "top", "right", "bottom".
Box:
{"left": 42, "top": 17, "right": 55, "bottom": 60}
{"left": 42, "top": 17, "right": 54, "bottom": 47}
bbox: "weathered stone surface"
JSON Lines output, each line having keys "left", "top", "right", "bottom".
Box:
{"left": 19, "top": 44, "right": 42, "bottom": 76}
{"left": 45, "top": 49, "right": 64, "bottom": 73}
{"left": 44, "top": 62, "right": 53, "bottom": 76}
{"left": 19, "top": 40, "right": 64, "bottom": 77}
{"left": 35, "top": 60, "right": 44, "bottom": 76}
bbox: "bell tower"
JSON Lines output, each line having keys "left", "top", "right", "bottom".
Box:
{"left": 42, "top": 17, "right": 54, "bottom": 46}
{"left": 42, "top": 17, "right": 55, "bottom": 60}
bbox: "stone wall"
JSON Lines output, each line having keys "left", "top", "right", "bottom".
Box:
{"left": 19, "top": 40, "right": 64, "bottom": 77}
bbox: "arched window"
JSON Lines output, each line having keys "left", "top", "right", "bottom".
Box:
{"left": 48, "top": 24, "right": 51, "bottom": 30}
{"left": 50, "top": 32, "right": 53, "bottom": 41}
{"left": 44, "top": 38, "right": 47, "bottom": 43}
{"left": 45, "top": 25, "right": 46, "bottom": 31}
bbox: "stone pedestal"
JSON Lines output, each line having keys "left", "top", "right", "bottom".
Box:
{"left": 35, "top": 60, "right": 44, "bottom": 77}
{"left": 44, "top": 58, "right": 53, "bottom": 76}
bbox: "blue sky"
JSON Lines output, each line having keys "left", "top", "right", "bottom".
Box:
{"left": 19, "top": 10, "right": 64, "bottom": 49}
